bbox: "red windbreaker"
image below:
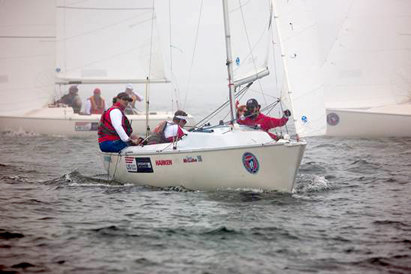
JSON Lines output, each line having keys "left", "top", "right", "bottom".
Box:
{"left": 238, "top": 113, "right": 288, "bottom": 139}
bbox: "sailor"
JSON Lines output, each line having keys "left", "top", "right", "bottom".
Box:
{"left": 57, "top": 85, "right": 82, "bottom": 114}
{"left": 147, "top": 110, "right": 188, "bottom": 145}
{"left": 98, "top": 92, "right": 141, "bottom": 152}
{"left": 238, "top": 98, "right": 291, "bottom": 140}
{"left": 124, "top": 83, "right": 144, "bottom": 114}
{"left": 85, "top": 88, "right": 107, "bottom": 115}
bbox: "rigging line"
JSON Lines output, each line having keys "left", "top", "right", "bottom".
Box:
{"left": 148, "top": 1, "right": 155, "bottom": 79}
{"left": 238, "top": 0, "right": 268, "bottom": 106}
{"left": 269, "top": 8, "right": 279, "bottom": 94}
{"left": 183, "top": 0, "right": 204, "bottom": 109}
{"left": 221, "top": 85, "right": 250, "bottom": 121}
{"left": 168, "top": 0, "right": 180, "bottom": 110}
{"left": 63, "top": 0, "right": 67, "bottom": 78}
{"left": 194, "top": 83, "right": 251, "bottom": 128}
{"left": 56, "top": 6, "right": 152, "bottom": 11}
{"left": 320, "top": 0, "right": 355, "bottom": 68}
{"left": 0, "top": 36, "right": 55, "bottom": 39}
{"left": 59, "top": 11, "right": 152, "bottom": 41}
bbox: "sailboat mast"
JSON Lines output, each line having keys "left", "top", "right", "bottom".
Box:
{"left": 222, "top": 0, "right": 237, "bottom": 122}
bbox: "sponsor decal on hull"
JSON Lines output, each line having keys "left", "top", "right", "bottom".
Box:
{"left": 125, "top": 157, "right": 153, "bottom": 173}
{"left": 242, "top": 152, "right": 259, "bottom": 174}
{"left": 183, "top": 155, "right": 202, "bottom": 163}
{"left": 155, "top": 159, "right": 173, "bottom": 166}
{"left": 75, "top": 122, "right": 99, "bottom": 131}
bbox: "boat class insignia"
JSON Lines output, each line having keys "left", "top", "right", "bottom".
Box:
{"left": 327, "top": 113, "right": 340, "bottom": 126}
{"left": 242, "top": 152, "right": 259, "bottom": 174}
{"left": 301, "top": 115, "right": 308, "bottom": 124}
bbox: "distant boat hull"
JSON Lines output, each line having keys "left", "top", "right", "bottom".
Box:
{"left": 0, "top": 106, "right": 195, "bottom": 137}
{"left": 326, "top": 103, "right": 411, "bottom": 137}
{"left": 101, "top": 127, "right": 306, "bottom": 192}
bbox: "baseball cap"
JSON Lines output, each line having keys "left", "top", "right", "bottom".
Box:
{"left": 246, "top": 98, "right": 259, "bottom": 109}
{"left": 116, "top": 92, "right": 132, "bottom": 102}
{"left": 126, "top": 84, "right": 134, "bottom": 90}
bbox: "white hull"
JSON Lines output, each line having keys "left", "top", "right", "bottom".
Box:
{"left": 0, "top": 107, "right": 195, "bottom": 137}
{"left": 326, "top": 103, "right": 411, "bottom": 137}
{"left": 101, "top": 126, "right": 306, "bottom": 192}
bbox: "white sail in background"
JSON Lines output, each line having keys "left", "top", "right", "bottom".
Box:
{"left": 227, "top": 0, "right": 272, "bottom": 87}
{"left": 0, "top": 0, "right": 55, "bottom": 115}
{"left": 272, "top": 0, "right": 326, "bottom": 137}
{"left": 316, "top": 0, "right": 411, "bottom": 109}
{"left": 55, "top": 0, "right": 169, "bottom": 84}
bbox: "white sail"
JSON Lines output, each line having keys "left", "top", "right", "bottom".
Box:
{"left": 0, "top": 0, "right": 55, "bottom": 115}
{"left": 272, "top": 0, "right": 326, "bottom": 137}
{"left": 227, "top": 0, "right": 272, "bottom": 86}
{"left": 317, "top": 0, "right": 411, "bottom": 109}
{"left": 55, "top": 0, "right": 169, "bottom": 84}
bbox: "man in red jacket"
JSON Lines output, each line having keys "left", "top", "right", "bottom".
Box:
{"left": 98, "top": 92, "right": 141, "bottom": 152}
{"left": 238, "top": 98, "right": 291, "bottom": 140}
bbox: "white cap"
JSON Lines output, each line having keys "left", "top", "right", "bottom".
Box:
{"left": 126, "top": 84, "right": 133, "bottom": 90}
{"left": 175, "top": 115, "right": 187, "bottom": 121}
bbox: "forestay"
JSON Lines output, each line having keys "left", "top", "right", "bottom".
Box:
{"left": 55, "top": 0, "right": 169, "bottom": 84}
{"left": 272, "top": 0, "right": 326, "bottom": 137}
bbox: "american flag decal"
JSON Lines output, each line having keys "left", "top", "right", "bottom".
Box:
{"left": 125, "top": 157, "right": 134, "bottom": 164}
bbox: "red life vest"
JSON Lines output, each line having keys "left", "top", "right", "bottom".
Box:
{"left": 89, "top": 96, "right": 105, "bottom": 114}
{"left": 98, "top": 102, "right": 132, "bottom": 143}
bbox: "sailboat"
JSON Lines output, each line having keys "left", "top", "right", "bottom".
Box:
{"left": 100, "top": 0, "right": 326, "bottom": 192}
{"left": 319, "top": 0, "right": 411, "bottom": 137}
{"left": 0, "top": 0, "right": 194, "bottom": 136}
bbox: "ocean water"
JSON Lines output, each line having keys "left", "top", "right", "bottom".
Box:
{"left": 0, "top": 131, "right": 410, "bottom": 273}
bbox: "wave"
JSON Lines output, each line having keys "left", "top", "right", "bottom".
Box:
{"left": 1, "top": 128, "right": 40, "bottom": 137}
{"left": 352, "top": 254, "right": 411, "bottom": 272}
{"left": 0, "top": 229, "right": 24, "bottom": 239}
{"left": 294, "top": 174, "right": 332, "bottom": 193}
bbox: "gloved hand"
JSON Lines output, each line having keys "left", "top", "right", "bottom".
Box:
{"left": 283, "top": 109, "right": 291, "bottom": 117}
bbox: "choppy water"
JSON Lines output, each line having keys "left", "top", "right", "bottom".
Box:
{"left": 0, "top": 131, "right": 410, "bottom": 273}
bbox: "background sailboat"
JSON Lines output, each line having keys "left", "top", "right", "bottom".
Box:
{"left": 0, "top": 0, "right": 194, "bottom": 136}
{"left": 316, "top": 0, "right": 411, "bottom": 137}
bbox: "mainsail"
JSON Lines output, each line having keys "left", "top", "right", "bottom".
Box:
{"left": 55, "top": 0, "right": 169, "bottom": 84}
{"left": 0, "top": 0, "right": 55, "bottom": 115}
{"left": 226, "top": 0, "right": 271, "bottom": 87}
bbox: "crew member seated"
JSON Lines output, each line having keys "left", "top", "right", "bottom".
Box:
{"left": 237, "top": 98, "right": 291, "bottom": 140}
{"left": 98, "top": 92, "right": 142, "bottom": 153}
{"left": 147, "top": 110, "right": 188, "bottom": 145}
{"left": 57, "top": 85, "right": 82, "bottom": 114}
{"left": 85, "top": 88, "right": 107, "bottom": 115}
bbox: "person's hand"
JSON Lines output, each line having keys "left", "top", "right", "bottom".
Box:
{"left": 128, "top": 138, "right": 140, "bottom": 146}
{"left": 283, "top": 109, "right": 291, "bottom": 117}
